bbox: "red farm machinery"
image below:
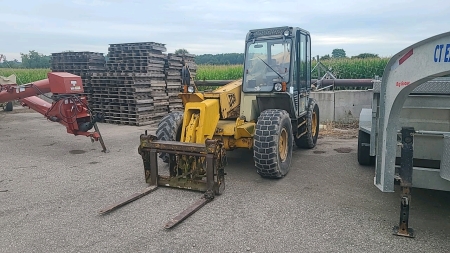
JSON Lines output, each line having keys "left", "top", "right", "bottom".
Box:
{"left": 0, "top": 71, "right": 107, "bottom": 152}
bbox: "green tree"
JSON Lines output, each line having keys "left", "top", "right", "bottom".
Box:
{"left": 194, "top": 53, "right": 245, "bottom": 65}
{"left": 332, "top": 49, "right": 346, "bottom": 58}
{"left": 351, "top": 53, "right": 379, "bottom": 59}
{"left": 320, "top": 54, "right": 331, "bottom": 61}
{"left": 175, "top": 48, "right": 189, "bottom": 55}
{"left": 0, "top": 58, "right": 22, "bottom": 68}
{"left": 20, "top": 50, "right": 51, "bottom": 68}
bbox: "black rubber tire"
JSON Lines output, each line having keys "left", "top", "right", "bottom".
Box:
{"left": 295, "top": 98, "right": 319, "bottom": 149}
{"left": 253, "top": 109, "right": 293, "bottom": 178}
{"left": 357, "top": 130, "right": 375, "bottom": 166}
{"left": 156, "top": 111, "right": 184, "bottom": 163}
{"left": 4, "top": 102, "right": 13, "bottom": 112}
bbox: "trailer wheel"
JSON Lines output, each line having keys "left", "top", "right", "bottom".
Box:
{"left": 295, "top": 98, "right": 319, "bottom": 149}
{"left": 156, "top": 111, "right": 184, "bottom": 163}
{"left": 357, "top": 130, "right": 374, "bottom": 166}
{"left": 4, "top": 102, "right": 13, "bottom": 112}
{"left": 254, "top": 109, "right": 293, "bottom": 178}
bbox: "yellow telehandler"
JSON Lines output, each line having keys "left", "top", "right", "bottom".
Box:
{"left": 100, "top": 26, "right": 320, "bottom": 228}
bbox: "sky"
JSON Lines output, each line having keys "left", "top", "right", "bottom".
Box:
{"left": 2, "top": 0, "right": 449, "bottom": 61}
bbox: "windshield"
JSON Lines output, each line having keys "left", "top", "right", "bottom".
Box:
{"left": 243, "top": 39, "right": 291, "bottom": 92}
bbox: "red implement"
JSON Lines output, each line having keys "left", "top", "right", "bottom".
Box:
{"left": 0, "top": 72, "right": 108, "bottom": 152}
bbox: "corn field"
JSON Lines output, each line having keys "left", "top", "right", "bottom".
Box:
{"left": 195, "top": 64, "right": 243, "bottom": 81}
{"left": 0, "top": 68, "right": 50, "bottom": 84}
{"left": 312, "top": 57, "right": 390, "bottom": 79}
{"left": 0, "top": 57, "right": 390, "bottom": 85}
{"left": 195, "top": 58, "right": 389, "bottom": 81}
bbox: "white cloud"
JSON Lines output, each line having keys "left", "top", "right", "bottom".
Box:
{"left": 167, "top": 39, "right": 245, "bottom": 55}
{"left": 314, "top": 35, "right": 378, "bottom": 45}
{"left": 2, "top": 53, "right": 22, "bottom": 62}
{"left": 1, "top": 0, "right": 449, "bottom": 60}
{"left": 72, "top": 0, "right": 112, "bottom": 6}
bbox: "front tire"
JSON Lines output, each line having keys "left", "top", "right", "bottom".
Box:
{"left": 295, "top": 98, "right": 319, "bottom": 149}
{"left": 253, "top": 109, "right": 293, "bottom": 178}
{"left": 156, "top": 111, "right": 184, "bottom": 163}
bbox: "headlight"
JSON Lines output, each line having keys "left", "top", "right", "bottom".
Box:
{"left": 274, "top": 83, "right": 282, "bottom": 91}
{"left": 187, "top": 86, "right": 195, "bottom": 93}
{"left": 283, "top": 29, "right": 290, "bottom": 36}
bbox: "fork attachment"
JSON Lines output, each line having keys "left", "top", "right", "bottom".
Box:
{"left": 99, "top": 133, "right": 226, "bottom": 229}
{"left": 139, "top": 134, "right": 226, "bottom": 195}
{"left": 140, "top": 134, "right": 226, "bottom": 228}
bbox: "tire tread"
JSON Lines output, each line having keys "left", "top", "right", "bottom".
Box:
{"left": 155, "top": 111, "right": 184, "bottom": 163}
{"left": 295, "top": 98, "right": 319, "bottom": 149}
{"left": 254, "top": 109, "right": 292, "bottom": 178}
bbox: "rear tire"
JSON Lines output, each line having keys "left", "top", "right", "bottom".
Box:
{"left": 358, "top": 130, "right": 375, "bottom": 166}
{"left": 4, "top": 102, "right": 13, "bottom": 112}
{"left": 295, "top": 98, "right": 319, "bottom": 149}
{"left": 156, "top": 111, "right": 184, "bottom": 163}
{"left": 254, "top": 109, "right": 293, "bottom": 178}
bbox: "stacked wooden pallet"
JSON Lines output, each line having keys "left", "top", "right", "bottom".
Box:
{"left": 50, "top": 52, "right": 106, "bottom": 106}
{"left": 164, "top": 53, "right": 198, "bottom": 112}
{"left": 182, "top": 53, "right": 198, "bottom": 80}
{"left": 165, "top": 53, "right": 184, "bottom": 112}
{"left": 90, "top": 42, "right": 169, "bottom": 126}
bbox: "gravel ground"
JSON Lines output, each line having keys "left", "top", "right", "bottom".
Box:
{"left": 1, "top": 109, "right": 449, "bottom": 253}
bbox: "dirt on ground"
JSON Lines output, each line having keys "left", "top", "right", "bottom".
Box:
{"left": 319, "top": 121, "right": 359, "bottom": 139}
{"left": 1, "top": 110, "right": 450, "bottom": 253}
{"left": 0, "top": 107, "right": 35, "bottom": 114}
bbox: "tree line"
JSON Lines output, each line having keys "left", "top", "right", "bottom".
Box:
{"left": 0, "top": 50, "right": 51, "bottom": 69}
{"left": 0, "top": 49, "right": 381, "bottom": 69}
{"left": 318, "top": 49, "right": 379, "bottom": 61}
{"left": 194, "top": 53, "right": 245, "bottom": 65}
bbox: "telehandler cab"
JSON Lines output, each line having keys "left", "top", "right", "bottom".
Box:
{"left": 100, "top": 26, "right": 320, "bottom": 228}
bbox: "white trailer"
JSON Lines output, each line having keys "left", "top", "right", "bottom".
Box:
{"left": 357, "top": 31, "right": 450, "bottom": 237}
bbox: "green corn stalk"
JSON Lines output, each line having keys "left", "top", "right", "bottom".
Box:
{"left": 312, "top": 58, "right": 389, "bottom": 79}
{"left": 0, "top": 68, "right": 50, "bottom": 84}
{"left": 196, "top": 64, "right": 243, "bottom": 81}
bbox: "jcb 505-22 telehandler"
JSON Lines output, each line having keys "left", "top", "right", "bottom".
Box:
{"left": 100, "top": 26, "right": 320, "bottom": 228}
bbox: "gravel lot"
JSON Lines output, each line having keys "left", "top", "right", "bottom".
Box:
{"left": 1, "top": 109, "right": 449, "bottom": 253}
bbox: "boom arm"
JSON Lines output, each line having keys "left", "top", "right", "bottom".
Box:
{"left": 0, "top": 72, "right": 107, "bottom": 152}
{"left": 0, "top": 79, "right": 51, "bottom": 103}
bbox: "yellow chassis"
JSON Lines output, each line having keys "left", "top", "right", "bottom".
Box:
{"left": 178, "top": 79, "right": 255, "bottom": 150}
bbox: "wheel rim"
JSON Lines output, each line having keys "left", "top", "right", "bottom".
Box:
{"left": 312, "top": 111, "right": 318, "bottom": 136}
{"left": 279, "top": 128, "right": 288, "bottom": 162}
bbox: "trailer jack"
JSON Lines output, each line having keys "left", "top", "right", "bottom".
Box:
{"left": 393, "top": 127, "right": 415, "bottom": 238}
{"left": 99, "top": 133, "right": 226, "bottom": 229}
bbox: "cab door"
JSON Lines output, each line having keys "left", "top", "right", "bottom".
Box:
{"left": 293, "top": 30, "right": 310, "bottom": 115}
